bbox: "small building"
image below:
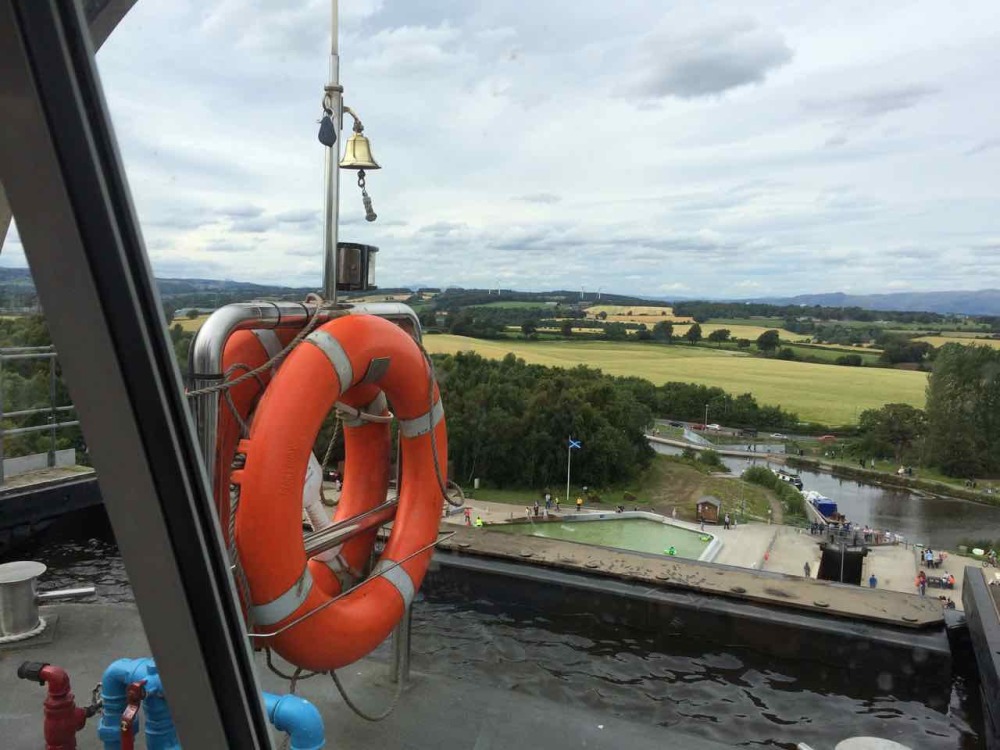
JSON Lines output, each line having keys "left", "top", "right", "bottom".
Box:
{"left": 696, "top": 496, "right": 721, "bottom": 524}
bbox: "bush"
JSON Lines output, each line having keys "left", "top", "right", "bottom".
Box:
{"left": 742, "top": 466, "right": 806, "bottom": 518}
{"left": 699, "top": 450, "right": 727, "bottom": 472}
{"left": 959, "top": 538, "right": 1000, "bottom": 553}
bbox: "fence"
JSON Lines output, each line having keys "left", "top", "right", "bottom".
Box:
{"left": 0, "top": 346, "right": 79, "bottom": 485}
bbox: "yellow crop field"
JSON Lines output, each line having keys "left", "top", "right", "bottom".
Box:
{"left": 676, "top": 323, "right": 805, "bottom": 341}
{"left": 584, "top": 305, "right": 692, "bottom": 324}
{"left": 915, "top": 335, "right": 1000, "bottom": 349}
{"left": 424, "top": 335, "right": 927, "bottom": 425}
{"left": 174, "top": 314, "right": 210, "bottom": 332}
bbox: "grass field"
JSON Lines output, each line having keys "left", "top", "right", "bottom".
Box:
{"left": 785, "top": 344, "right": 882, "bottom": 364}
{"left": 469, "top": 455, "right": 774, "bottom": 522}
{"left": 915, "top": 335, "right": 1000, "bottom": 349}
{"left": 425, "top": 335, "right": 927, "bottom": 424}
{"left": 706, "top": 317, "right": 786, "bottom": 327}
{"left": 174, "top": 314, "right": 210, "bottom": 332}
{"left": 475, "top": 300, "right": 558, "bottom": 309}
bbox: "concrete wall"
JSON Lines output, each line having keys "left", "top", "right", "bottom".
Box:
{"left": 962, "top": 565, "right": 1000, "bottom": 750}
{"left": 428, "top": 552, "right": 953, "bottom": 709}
{"left": 3, "top": 449, "right": 76, "bottom": 479}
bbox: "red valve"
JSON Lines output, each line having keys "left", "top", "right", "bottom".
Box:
{"left": 16, "top": 662, "right": 88, "bottom": 750}
{"left": 119, "top": 680, "right": 147, "bottom": 750}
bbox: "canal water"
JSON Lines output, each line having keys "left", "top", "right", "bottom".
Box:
{"left": 651, "top": 443, "right": 1000, "bottom": 550}
{"left": 2, "top": 507, "right": 985, "bottom": 749}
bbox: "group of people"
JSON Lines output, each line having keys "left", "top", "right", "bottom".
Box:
{"left": 914, "top": 569, "right": 956, "bottom": 596}
{"left": 463, "top": 507, "right": 484, "bottom": 527}
{"left": 921, "top": 548, "right": 946, "bottom": 568}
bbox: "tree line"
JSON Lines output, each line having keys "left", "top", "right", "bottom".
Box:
{"left": 434, "top": 351, "right": 800, "bottom": 489}
{"left": 856, "top": 343, "right": 1000, "bottom": 477}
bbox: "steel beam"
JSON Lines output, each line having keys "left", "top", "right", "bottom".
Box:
{"left": 0, "top": 1, "right": 271, "bottom": 747}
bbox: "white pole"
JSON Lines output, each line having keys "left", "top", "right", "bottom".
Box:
{"left": 321, "top": 0, "right": 343, "bottom": 301}
{"left": 705, "top": 403, "right": 708, "bottom": 425}
{"left": 565, "top": 439, "right": 572, "bottom": 505}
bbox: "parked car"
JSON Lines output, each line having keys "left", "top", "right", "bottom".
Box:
{"left": 707, "top": 423, "right": 721, "bottom": 431}
{"left": 770, "top": 433, "right": 787, "bottom": 439}
{"left": 668, "top": 421, "right": 683, "bottom": 427}
{"left": 691, "top": 423, "right": 706, "bottom": 431}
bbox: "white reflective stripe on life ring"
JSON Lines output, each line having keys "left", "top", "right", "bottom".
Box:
{"left": 250, "top": 567, "right": 313, "bottom": 627}
{"left": 372, "top": 558, "right": 415, "bottom": 608}
{"left": 398, "top": 398, "right": 444, "bottom": 439}
{"left": 304, "top": 330, "right": 354, "bottom": 391}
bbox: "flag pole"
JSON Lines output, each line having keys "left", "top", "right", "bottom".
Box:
{"left": 566, "top": 437, "right": 572, "bottom": 506}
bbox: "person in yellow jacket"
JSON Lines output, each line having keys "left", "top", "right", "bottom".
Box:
{"left": 474, "top": 516, "right": 484, "bottom": 528}
{"left": 576, "top": 496, "right": 583, "bottom": 512}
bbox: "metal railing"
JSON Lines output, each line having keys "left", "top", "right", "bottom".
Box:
{"left": 0, "top": 345, "right": 79, "bottom": 485}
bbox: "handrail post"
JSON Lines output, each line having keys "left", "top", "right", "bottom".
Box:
{"left": 48, "top": 354, "right": 57, "bottom": 467}
{"left": 390, "top": 605, "right": 412, "bottom": 687}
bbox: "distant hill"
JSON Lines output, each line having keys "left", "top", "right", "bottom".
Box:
{"left": 2, "top": 266, "right": 998, "bottom": 317}
{"left": 748, "top": 290, "right": 1000, "bottom": 316}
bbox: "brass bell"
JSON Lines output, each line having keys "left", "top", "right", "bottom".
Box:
{"left": 339, "top": 131, "right": 380, "bottom": 171}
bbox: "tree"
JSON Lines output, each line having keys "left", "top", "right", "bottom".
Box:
{"left": 652, "top": 321, "right": 673, "bottom": 343}
{"left": 684, "top": 323, "right": 702, "bottom": 345}
{"left": 560, "top": 320, "right": 573, "bottom": 337}
{"left": 736, "top": 338, "right": 752, "bottom": 349}
{"left": 604, "top": 322, "right": 628, "bottom": 341}
{"left": 418, "top": 309, "right": 437, "bottom": 330}
{"left": 162, "top": 303, "right": 174, "bottom": 325}
{"left": 635, "top": 324, "right": 651, "bottom": 341}
{"left": 925, "top": 344, "right": 1000, "bottom": 476}
{"left": 186, "top": 308, "right": 200, "bottom": 320}
{"left": 596, "top": 311, "right": 608, "bottom": 321}
{"left": 756, "top": 329, "right": 780, "bottom": 354}
{"left": 879, "top": 337, "right": 933, "bottom": 366}
{"left": 707, "top": 328, "right": 731, "bottom": 347}
{"left": 858, "top": 403, "right": 926, "bottom": 464}
{"left": 521, "top": 319, "right": 538, "bottom": 337}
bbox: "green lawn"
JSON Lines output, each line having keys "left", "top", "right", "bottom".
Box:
{"left": 424, "top": 334, "right": 927, "bottom": 425}
{"left": 785, "top": 344, "right": 882, "bottom": 364}
{"left": 471, "top": 301, "right": 557, "bottom": 309}
{"left": 466, "top": 455, "right": 774, "bottom": 522}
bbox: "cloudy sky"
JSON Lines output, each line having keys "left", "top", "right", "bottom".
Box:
{"left": 6, "top": 0, "right": 1000, "bottom": 297}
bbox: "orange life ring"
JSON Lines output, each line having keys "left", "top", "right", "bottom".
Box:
{"left": 233, "top": 314, "right": 446, "bottom": 671}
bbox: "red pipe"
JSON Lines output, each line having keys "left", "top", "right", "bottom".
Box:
{"left": 17, "top": 662, "right": 88, "bottom": 750}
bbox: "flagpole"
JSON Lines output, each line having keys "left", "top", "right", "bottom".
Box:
{"left": 566, "top": 437, "right": 572, "bottom": 506}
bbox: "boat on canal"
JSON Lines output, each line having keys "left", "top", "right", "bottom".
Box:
{"left": 773, "top": 467, "right": 804, "bottom": 490}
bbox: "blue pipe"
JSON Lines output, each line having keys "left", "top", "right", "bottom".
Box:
{"left": 140, "top": 663, "right": 181, "bottom": 750}
{"left": 98, "top": 658, "right": 324, "bottom": 750}
{"left": 263, "top": 692, "right": 326, "bottom": 750}
{"left": 98, "top": 657, "right": 153, "bottom": 750}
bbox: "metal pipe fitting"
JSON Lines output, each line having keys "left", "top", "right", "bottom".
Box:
{"left": 263, "top": 691, "right": 326, "bottom": 750}
{"left": 17, "top": 662, "right": 89, "bottom": 749}
{"left": 188, "top": 301, "right": 320, "bottom": 489}
{"left": 36, "top": 586, "right": 96, "bottom": 602}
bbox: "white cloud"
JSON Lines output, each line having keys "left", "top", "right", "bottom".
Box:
{"left": 44, "top": 0, "right": 995, "bottom": 297}
{"left": 629, "top": 16, "right": 793, "bottom": 100}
